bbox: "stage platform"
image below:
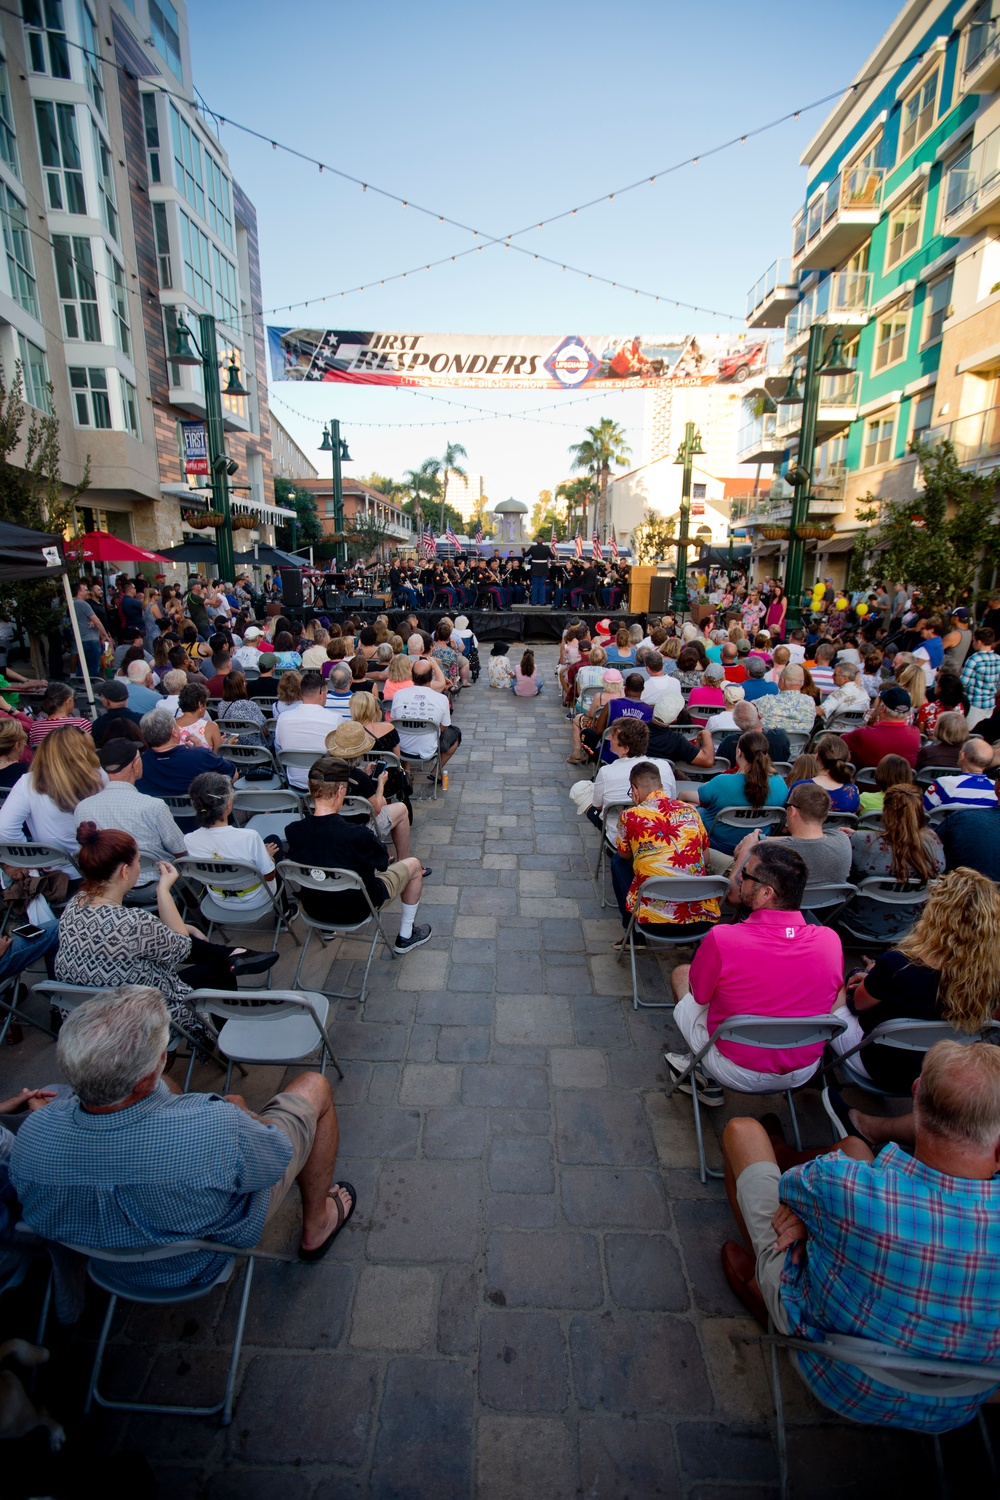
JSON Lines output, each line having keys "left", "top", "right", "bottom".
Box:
{"left": 306, "top": 607, "right": 647, "bottom": 642}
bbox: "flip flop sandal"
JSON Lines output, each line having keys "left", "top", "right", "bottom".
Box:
{"left": 298, "top": 1182, "right": 357, "bottom": 1262}
{"left": 421, "top": 866, "right": 433, "bottom": 878}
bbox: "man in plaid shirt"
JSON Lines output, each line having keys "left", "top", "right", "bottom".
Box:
{"left": 720, "top": 1042, "right": 1000, "bottom": 1431}
{"left": 961, "top": 627, "right": 1000, "bottom": 729}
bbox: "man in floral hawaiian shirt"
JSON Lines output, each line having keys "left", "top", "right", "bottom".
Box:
{"left": 611, "top": 761, "right": 721, "bottom": 946}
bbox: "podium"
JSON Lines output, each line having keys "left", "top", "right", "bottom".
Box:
{"left": 628, "top": 566, "right": 657, "bottom": 613}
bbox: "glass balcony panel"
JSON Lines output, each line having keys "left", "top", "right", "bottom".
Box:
{"left": 793, "top": 215, "right": 807, "bottom": 257}
{"left": 944, "top": 124, "right": 1000, "bottom": 227}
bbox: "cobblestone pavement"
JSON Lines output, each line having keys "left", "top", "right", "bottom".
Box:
{"left": 1, "top": 646, "right": 993, "bottom": 1499}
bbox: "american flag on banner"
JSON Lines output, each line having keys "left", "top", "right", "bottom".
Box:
{"left": 592, "top": 532, "right": 603, "bottom": 562}
{"left": 574, "top": 531, "right": 583, "bottom": 559}
{"left": 549, "top": 523, "right": 557, "bottom": 557}
{"left": 474, "top": 519, "right": 484, "bottom": 543}
{"left": 445, "top": 525, "right": 460, "bottom": 548}
{"left": 421, "top": 525, "right": 435, "bottom": 557}
{"left": 610, "top": 535, "right": 619, "bottom": 559}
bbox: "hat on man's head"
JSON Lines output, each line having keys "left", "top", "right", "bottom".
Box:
{"left": 596, "top": 618, "right": 611, "bottom": 635}
{"left": 652, "top": 695, "right": 682, "bottom": 727}
{"left": 324, "top": 721, "right": 375, "bottom": 760}
{"left": 952, "top": 607, "right": 970, "bottom": 621}
{"left": 722, "top": 681, "right": 746, "bottom": 707}
{"left": 746, "top": 656, "right": 767, "bottom": 677}
{"left": 879, "top": 685, "right": 911, "bottom": 712}
{"left": 736, "top": 637, "right": 750, "bottom": 654}
{"left": 704, "top": 663, "right": 725, "bottom": 682}
{"left": 243, "top": 626, "right": 262, "bottom": 640}
{"left": 98, "top": 738, "right": 140, "bottom": 773}
{"left": 757, "top": 628, "right": 771, "bottom": 640}
{"left": 602, "top": 668, "right": 623, "bottom": 686}
{"left": 99, "top": 678, "right": 128, "bottom": 702}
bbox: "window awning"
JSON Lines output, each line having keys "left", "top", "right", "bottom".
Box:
{"left": 755, "top": 542, "right": 781, "bottom": 557}
{"left": 817, "top": 534, "right": 859, "bottom": 554}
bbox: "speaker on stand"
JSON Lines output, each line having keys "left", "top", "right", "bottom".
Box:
{"left": 648, "top": 575, "right": 674, "bottom": 614}
{"left": 278, "top": 568, "right": 303, "bottom": 611}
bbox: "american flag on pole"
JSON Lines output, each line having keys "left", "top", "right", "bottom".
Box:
{"left": 610, "top": 534, "right": 619, "bottom": 559}
{"left": 574, "top": 530, "right": 583, "bottom": 559}
{"left": 474, "top": 519, "right": 484, "bottom": 544}
{"left": 445, "top": 524, "right": 460, "bottom": 549}
{"left": 421, "top": 525, "right": 435, "bottom": 558}
{"left": 549, "top": 523, "right": 557, "bottom": 557}
{"left": 592, "top": 531, "right": 603, "bottom": 561}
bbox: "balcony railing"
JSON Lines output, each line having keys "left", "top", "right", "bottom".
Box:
{"left": 774, "top": 373, "right": 858, "bottom": 440}
{"left": 944, "top": 122, "right": 1000, "bottom": 228}
{"left": 923, "top": 404, "right": 1000, "bottom": 473}
{"left": 785, "top": 271, "right": 872, "bottom": 343}
{"left": 792, "top": 167, "right": 885, "bottom": 265}
{"left": 736, "top": 410, "right": 781, "bottom": 461}
{"left": 746, "top": 258, "right": 796, "bottom": 321}
{"left": 964, "top": 2, "right": 1000, "bottom": 86}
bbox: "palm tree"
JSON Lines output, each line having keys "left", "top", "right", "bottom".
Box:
{"left": 402, "top": 460, "right": 441, "bottom": 533}
{"left": 567, "top": 420, "right": 632, "bottom": 539}
{"left": 557, "top": 476, "right": 597, "bottom": 536}
{"left": 435, "top": 441, "right": 468, "bottom": 531}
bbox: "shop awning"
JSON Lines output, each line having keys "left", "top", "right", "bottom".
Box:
{"left": 816, "top": 534, "right": 859, "bottom": 554}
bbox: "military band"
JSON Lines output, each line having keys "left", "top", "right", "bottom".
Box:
{"left": 360, "top": 554, "right": 634, "bottom": 611}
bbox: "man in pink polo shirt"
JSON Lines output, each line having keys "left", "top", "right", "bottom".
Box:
{"left": 665, "top": 841, "right": 844, "bottom": 1106}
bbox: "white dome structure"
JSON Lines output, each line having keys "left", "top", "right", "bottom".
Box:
{"left": 492, "top": 497, "right": 529, "bottom": 545}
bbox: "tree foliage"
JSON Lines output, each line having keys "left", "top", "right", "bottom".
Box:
{"left": 341, "top": 514, "right": 398, "bottom": 563}
{"left": 274, "top": 477, "right": 322, "bottom": 551}
{"left": 630, "top": 509, "right": 676, "bottom": 565}
{"left": 556, "top": 475, "right": 597, "bottom": 533}
{"left": 568, "top": 419, "right": 632, "bottom": 534}
{"left": 850, "top": 440, "right": 1000, "bottom": 604}
{"left": 0, "top": 361, "right": 89, "bottom": 639}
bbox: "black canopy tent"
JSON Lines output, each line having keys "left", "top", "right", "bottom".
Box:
{"left": 0, "top": 519, "right": 96, "bottom": 712}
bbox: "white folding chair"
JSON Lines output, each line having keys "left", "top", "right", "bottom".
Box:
{"left": 276, "top": 748, "right": 322, "bottom": 790}
{"left": 278, "top": 859, "right": 398, "bottom": 1002}
{"left": 172, "top": 855, "right": 298, "bottom": 949}
{"left": 927, "top": 803, "right": 967, "bottom": 826}
{"left": 592, "top": 798, "right": 630, "bottom": 907}
{"left": 665, "top": 1012, "right": 849, "bottom": 1183}
{"left": 616, "top": 875, "right": 729, "bottom": 1011}
{"left": 837, "top": 876, "right": 933, "bottom": 946}
{"left": 708, "top": 806, "right": 787, "bottom": 842}
{"left": 230, "top": 788, "right": 303, "bottom": 826}
{"left": 856, "top": 810, "right": 885, "bottom": 830}
{"left": 190, "top": 986, "right": 343, "bottom": 1087}
{"left": 823, "top": 810, "right": 858, "bottom": 830}
{"left": 223, "top": 744, "right": 281, "bottom": 790}
{"left": 799, "top": 882, "right": 858, "bottom": 925}
{"left": 394, "top": 719, "right": 443, "bottom": 798}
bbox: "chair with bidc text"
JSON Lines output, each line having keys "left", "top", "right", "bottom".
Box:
{"left": 278, "top": 860, "right": 398, "bottom": 1003}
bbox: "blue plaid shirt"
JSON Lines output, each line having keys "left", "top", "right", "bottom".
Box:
{"left": 961, "top": 648, "right": 1000, "bottom": 710}
{"left": 10, "top": 1084, "right": 292, "bottom": 1290}
{"left": 779, "top": 1144, "right": 1000, "bottom": 1431}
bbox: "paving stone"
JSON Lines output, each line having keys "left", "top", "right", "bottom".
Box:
{"left": 423, "top": 1107, "right": 487, "bottom": 1158}
{"left": 476, "top": 1414, "right": 577, "bottom": 1500}
{"left": 550, "top": 1046, "right": 608, "bottom": 1088}
{"left": 495, "top": 959, "right": 547, "bottom": 993}
{"left": 578, "top": 1415, "right": 681, "bottom": 1499}
{"left": 406, "top": 1023, "right": 438, "bottom": 1062}
{"left": 336, "top": 1104, "right": 421, "bottom": 1159}
{"left": 485, "top": 1193, "right": 558, "bottom": 1230}
{"left": 367, "top": 1159, "right": 481, "bottom": 1262}
{"left": 330, "top": 1021, "right": 408, "bottom": 1061}
{"left": 570, "top": 1313, "right": 713, "bottom": 1414}
{"left": 438, "top": 1264, "right": 478, "bottom": 1355}
{"left": 450, "top": 937, "right": 497, "bottom": 964}
{"left": 416, "top": 989, "right": 492, "bottom": 1025}
{"left": 560, "top": 1167, "right": 668, "bottom": 1230}
{"left": 371, "top": 1358, "right": 473, "bottom": 1500}
{"left": 676, "top": 1422, "right": 778, "bottom": 1484}
{"left": 462, "top": 1064, "right": 549, "bottom": 1109}
{"left": 518, "top": 869, "right": 558, "bottom": 893}
{"left": 644, "top": 1089, "right": 705, "bottom": 1172}
{"left": 673, "top": 1198, "right": 744, "bottom": 1314}
{"left": 490, "top": 1043, "right": 548, "bottom": 1066}
{"left": 401, "top": 948, "right": 451, "bottom": 990}
{"left": 571, "top": 995, "right": 630, "bottom": 1047}
{"left": 494, "top": 993, "right": 574, "bottom": 1046}
{"left": 448, "top": 962, "right": 496, "bottom": 993}
{"left": 453, "top": 914, "right": 498, "bottom": 938}
{"left": 479, "top": 1311, "right": 569, "bottom": 1412}
{"left": 604, "top": 1232, "right": 690, "bottom": 1312}
{"left": 486, "top": 1230, "right": 602, "bottom": 1309}
{"left": 398, "top": 1061, "right": 460, "bottom": 1106}
{"left": 458, "top": 887, "right": 519, "bottom": 915}
{"left": 488, "top": 1135, "right": 554, "bottom": 1193}
{"left": 436, "top": 1025, "right": 490, "bottom": 1061}
{"left": 349, "top": 1265, "right": 436, "bottom": 1350}
{"left": 234, "top": 1353, "right": 377, "bottom": 1465}
{"left": 367, "top": 1061, "right": 402, "bottom": 1106}
{"left": 555, "top": 1090, "right": 657, "bottom": 1165}
{"left": 698, "top": 1316, "right": 775, "bottom": 1422}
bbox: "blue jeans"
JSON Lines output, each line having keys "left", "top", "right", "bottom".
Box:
{"left": 0, "top": 920, "right": 59, "bottom": 984}
{"left": 611, "top": 853, "right": 633, "bottom": 927}
{"left": 531, "top": 577, "right": 548, "bottom": 605}
{"left": 81, "top": 639, "right": 102, "bottom": 677}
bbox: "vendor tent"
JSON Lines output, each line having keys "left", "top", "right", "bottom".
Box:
{"left": 72, "top": 531, "right": 169, "bottom": 565}
{"left": 0, "top": 520, "right": 96, "bottom": 713}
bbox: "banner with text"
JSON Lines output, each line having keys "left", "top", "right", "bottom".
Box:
{"left": 267, "top": 329, "right": 774, "bottom": 391}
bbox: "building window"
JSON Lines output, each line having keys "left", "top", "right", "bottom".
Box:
{"left": 180, "top": 209, "right": 211, "bottom": 308}
{"left": 325, "top": 498, "right": 335, "bottom": 516}
{"left": 863, "top": 415, "right": 895, "bottom": 467}
{"left": 0, "top": 57, "right": 20, "bottom": 179}
{"left": 77, "top": 1, "right": 104, "bottom": 120}
{"left": 92, "top": 121, "right": 118, "bottom": 242}
{"left": 142, "top": 92, "right": 160, "bottom": 182}
{"left": 205, "top": 153, "right": 233, "bottom": 247}
{"left": 873, "top": 311, "right": 909, "bottom": 371}
{"left": 119, "top": 373, "right": 140, "bottom": 439}
{"left": 149, "top": 0, "right": 182, "bottom": 79}
{"left": 18, "top": 334, "right": 50, "bottom": 411}
{"left": 34, "top": 100, "right": 85, "bottom": 213}
{"left": 170, "top": 104, "right": 205, "bottom": 220}
{"left": 0, "top": 184, "right": 37, "bottom": 318}
{"left": 692, "top": 483, "right": 707, "bottom": 499}
{"left": 923, "top": 271, "right": 953, "bottom": 344}
{"left": 212, "top": 245, "right": 238, "bottom": 328}
{"left": 53, "top": 234, "right": 99, "bottom": 340}
{"left": 899, "top": 69, "right": 938, "bottom": 158}
{"left": 22, "top": 0, "right": 71, "bottom": 79}
{"left": 885, "top": 192, "right": 922, "bottom": 268}
{"left": 69, "top": 365, "right": 110, "bottom": 427}
{"left": 911, "top": 391, "right": 935, "bottom": 446}
{"left": 152, "top": 200, "right": 171, "bottom": 287}
{"left": 107, "top": 249, "right": 130, "bottom": 357}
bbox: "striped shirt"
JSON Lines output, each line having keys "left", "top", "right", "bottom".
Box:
{"left": 961, "top": 648, "right": 1000, "bottom": 710}
{"left": 779, "top": 1144, "right": 1000, "bottom": 1431}
{"left": 27, "top": 715, "right": 92, "bottom": 748}
{"left": 10, "top": 1082, "right": 292, "bottom": 1290}
{"left": 923, "top": 772, "right": 998, "bottom": 812}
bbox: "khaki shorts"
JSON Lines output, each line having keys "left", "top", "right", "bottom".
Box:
{"left": 375, "top": 859, "right": 410, "bottom": 903}
{"left": 735, "top": 1160, "right": 791, "bottom": 1334}
{"left": 260, "top": 1090, "right": 318, "bottom": 1221}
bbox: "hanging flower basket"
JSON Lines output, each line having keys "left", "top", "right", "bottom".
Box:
{"left": 796, "top": 524, "right": 836, "bottom": 541}
{"left": 183, "top": 511, "right": 211, "bottom": 530}
{"left": 760, "top": 525, "right": 789, "bottom": 541}
{"left": 200, "top": 512, "right": 224, "bottom": 528}
{"left": 230, "top": 515, "right": 257, "bottom": 531}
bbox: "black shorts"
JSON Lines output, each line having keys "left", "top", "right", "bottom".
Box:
{"left": 441, "top": 726, "right": 462, "bottom": 752}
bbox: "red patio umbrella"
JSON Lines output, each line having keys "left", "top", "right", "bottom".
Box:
{"left": 72, "top": 530, "right": 171, "bottom": 565}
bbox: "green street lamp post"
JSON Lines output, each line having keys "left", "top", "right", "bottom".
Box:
{"left": 169, "top": 312, "right": 246, "bottom": 583}
{"left": 671, "top": 421, "right": 705, "bottom": 616}
{"left": 320, "top": 420, "right": 352, "bottom": 569}
{"left": 781, "top": 327, "right": 854, "bottom": 632}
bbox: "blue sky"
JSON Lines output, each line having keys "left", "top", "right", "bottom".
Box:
{"left": 189, "top": 0, "right": 903, "bottom": 511}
